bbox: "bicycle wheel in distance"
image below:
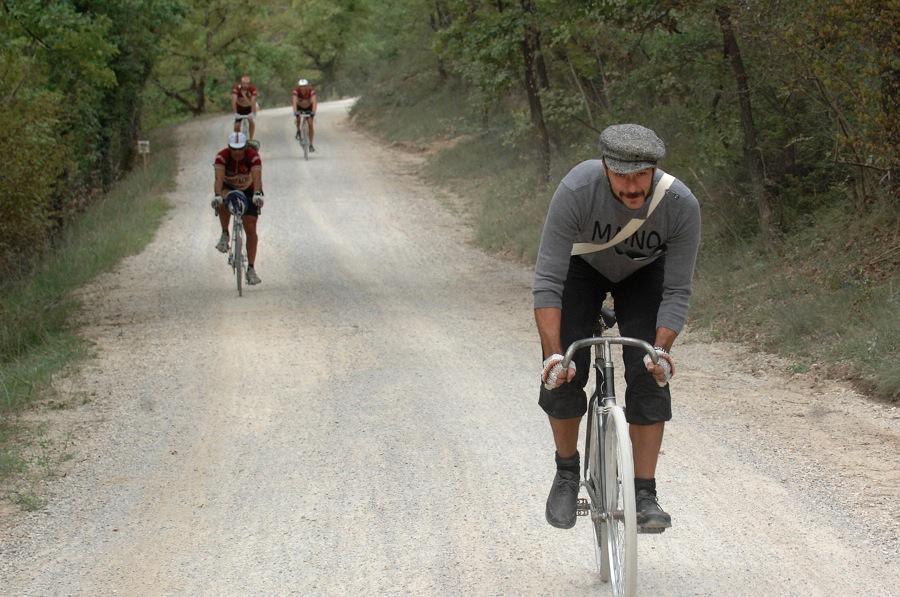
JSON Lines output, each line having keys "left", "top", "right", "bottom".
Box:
{"left": 233, "top": 229, "right": 243, "bottom": 297}
{"left": 599, "top": 406, "right": 637, "bottom": 596}
{"left": 300, "top": 119, "right": 309, "bottom": 161}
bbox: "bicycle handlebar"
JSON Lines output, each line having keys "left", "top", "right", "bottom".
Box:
{"left": 559, "top": 337, "right": 659, "bottom": 370}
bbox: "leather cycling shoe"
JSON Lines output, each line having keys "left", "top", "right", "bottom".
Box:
{"left": 635, "top": 488, "right": 672, "bottom": 530}
{"left": 545, "top": 470, "right": 579, "bottom": 529}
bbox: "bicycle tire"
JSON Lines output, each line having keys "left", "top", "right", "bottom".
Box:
{"left": 584, "top": 401, "right": 609, "bottom": 580}
{"left": 300, "top": 119, "right": 309, "bottom": 161}
{"left": 599, "top": 406, "right": 637, "bottom": 597}
{"left": 241, "top": 117, "right": 249, "bottom": 139}
{"left": 233, "top": 227, "right": 243, "bottom": 297}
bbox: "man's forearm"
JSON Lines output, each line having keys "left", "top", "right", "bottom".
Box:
{"left": 252, "top": 170, "right": 262, "bottom": 193}
{"left": 654, "top": 327, "right": 678, "bottom": 352}
{"left": 535, "top": 307, "right": 563, "bottom": 358}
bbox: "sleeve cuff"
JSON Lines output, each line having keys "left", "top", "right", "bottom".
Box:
{"left": 533, "top": 290, "right": 563, "bottom": 310}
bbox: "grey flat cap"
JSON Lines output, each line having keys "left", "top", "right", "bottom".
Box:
{"left": 599, "top": 124, "right": 666, "bottom": 174}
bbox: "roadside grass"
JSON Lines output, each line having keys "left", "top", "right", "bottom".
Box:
{"left": 0, "top": 128, "right": 176, "bottom": 494}
{"left": 353, "top": 83, "right": 900, "bottom": 402}
{"left": 692, "top": 204, "right": 900, "bottom": 400}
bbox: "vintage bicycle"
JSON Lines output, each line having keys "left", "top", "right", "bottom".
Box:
{"left": 559, "top": 308, "right": 665, "bottom": 597}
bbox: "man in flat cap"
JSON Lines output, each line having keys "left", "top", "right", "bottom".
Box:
{"left": 534, "top": 123, "right": 700, "bottom": 531}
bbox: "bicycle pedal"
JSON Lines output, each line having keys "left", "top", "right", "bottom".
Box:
{"left": 576, "top": 498, "right": 590, "bottom": 517}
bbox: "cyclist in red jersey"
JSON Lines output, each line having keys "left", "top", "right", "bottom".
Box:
{"left": 211, "top": 132, "right": 265, "bottom": 285}
{"left": 232, "top": 74, "right": 258, "bottom": 142}
{"left": 291, "top": 78, "right": 318, "bottom": 152}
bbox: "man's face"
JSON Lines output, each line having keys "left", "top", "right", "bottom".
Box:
{"left": 606, "top": 166, "right": 654, "bottom": 209}
{"left": 229, "top": 147, "right": 246, "bottom": 160}
{"left": 240, "top": 76, "right": 250, "bottom": 88}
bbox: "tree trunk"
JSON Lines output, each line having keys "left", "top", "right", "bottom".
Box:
{"left": 562, "top": 50, "right": 594, "bottom": 128}
{"left": 882, "top": 65, "right": 899, "bottom": 195}
{"left": 716, "top": 4, "right": 773, "bottom": 247}
{"left": 520, "top": 0, "right": 550, "bottom": 181}
{"left": 591, "top": 46, "right": 612, "bottom": 111}
{"left": 430, "top": 0, "right": 450, "bottom": 81}
{"left": 535, "top": 33, "right": 550, "bottom": 90}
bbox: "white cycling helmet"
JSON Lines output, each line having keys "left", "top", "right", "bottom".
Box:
{"left": 297, "top": 78, "right": 309, "bottom": 86}
{"left": 228, "top": 132, "right": 247, "bottom": 149}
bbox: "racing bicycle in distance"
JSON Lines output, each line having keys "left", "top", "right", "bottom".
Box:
{"left": 559, "top": 307, "right": 665, "bottom": 597}
{"left": 295, "top": 110, "right": 313, "bottom": 160}
{"left": 218, "top": 190, "right": 250, "bottom": 297}
{"left": 234, "top": 113, "right": 260, "bottom": 149}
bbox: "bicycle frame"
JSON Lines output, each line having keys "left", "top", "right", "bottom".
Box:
{"left": 562, "top": 331, "right": 659, "bottom": 595}
{"left": 235, "top": 114, "right": 251, "bottom": 137}
{"left": 223, "top": 191, "right": 248, "bottom": 296}
{"left": 296, "top": 112, "right": 311, "bottom": 160}
{"left": 562, "top": 336, "right": 657, "bottom": 496}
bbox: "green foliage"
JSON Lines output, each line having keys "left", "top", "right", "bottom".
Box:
{"left": 0, "top": 129, "right": 175, "bottom": 413}
{"left": 0, "top": 0, "right": 180, "bottom": 274}
{"left": 0, "top": 91, "right": 65, "bottom": 260}
{"left": 438, "top": 4, "right": 523, "bottom": 103}
{"left": 148, "top": 0, "right": 258, "bottom": 115}
{"left": 343, "top": 0, "right": 899, "bottom": 399}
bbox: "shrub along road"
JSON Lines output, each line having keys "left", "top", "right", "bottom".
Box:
{"left": 0, "top": 101, "right": 897, "bottom": 595}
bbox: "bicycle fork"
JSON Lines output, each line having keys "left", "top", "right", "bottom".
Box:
{"left": 578, "top": 340, "right": 617, "bottom": 518}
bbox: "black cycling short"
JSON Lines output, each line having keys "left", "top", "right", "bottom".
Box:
{"left": 296, "top": 108, "right": 314, "bottom": 118}
{"left": 223, "top": 188, "right": 260, "bottom": 217}
{"left": 235, "top": 105, "right": 253, "bottom": 117}
{"left": 538, "top": 256, "right": 672, "bottom": 425}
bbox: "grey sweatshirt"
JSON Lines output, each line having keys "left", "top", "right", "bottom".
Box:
{"left": 533, "top": 160, "right": 701, "bottom": 333}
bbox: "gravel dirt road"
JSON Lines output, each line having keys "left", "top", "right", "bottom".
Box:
{"left": 1, "top": 100, "right": 898, "bottom": 596}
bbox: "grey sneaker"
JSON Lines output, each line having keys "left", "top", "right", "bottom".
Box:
{"left": 545, "top": 470, "right": 579, "bottom": 529}
{"left": 215, "top": 232, "right": 229, "bottom": 253}
{"left": 635, "top": 489, "right": 672, "bottom": 530}
{"left": 246, "top": 267, "right": 261, "bottom": 285}
{"left": 309, "top": 144, "right": 316, "bottom": 153}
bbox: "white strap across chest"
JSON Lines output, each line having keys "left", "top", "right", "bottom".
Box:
{"left": 571, "top": 173, "right": 675, "bottom": 256}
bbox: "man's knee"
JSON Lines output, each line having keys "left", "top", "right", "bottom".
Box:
{"left": 539, "top": 384, "right": 588, "bottom": 419}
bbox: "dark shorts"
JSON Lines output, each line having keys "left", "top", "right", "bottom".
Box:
{"left": 224, "top": 188, "right": 260, "bottom": 217}
{"left": 538, "top": 256, "right": 672, "bottom": 425}
{"left": 235, "top": 105, "right": 253, "bottom": 117}
{"left": 296, "top": 108, "right": 314, "bottom": 119}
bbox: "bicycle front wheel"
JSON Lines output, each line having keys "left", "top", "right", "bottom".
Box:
{"left": 233, "top": 231, "right": 243, "bottom": 297}
{"left": 301, "top": 120, "right": 309, "bottom": 161}
{"left": 599, "top": 406, "right": 637, "bottom": 596}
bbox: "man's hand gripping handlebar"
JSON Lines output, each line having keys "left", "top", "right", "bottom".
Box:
{"left": 541, "top": 338, "right": 672, "bottom": 391}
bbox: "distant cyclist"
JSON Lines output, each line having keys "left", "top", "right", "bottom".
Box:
{"left": 211, "top": 132, "right": 265, "bottom": 285}
{"left": 291, "top": 78, "right": 318, "bottom": 152}
{"left": 232, "top": 74, "right": 258, "bottom": 142}
{"left": 535, "top": 124, "right": 700, "bottom": 531}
